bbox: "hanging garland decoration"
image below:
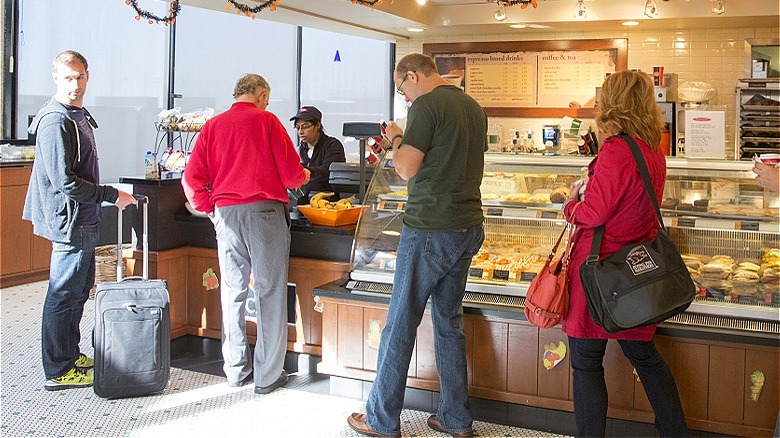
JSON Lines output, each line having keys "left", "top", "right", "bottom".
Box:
{"left": 125, "top": 0, "right": 181, "bottom": 25}
{"left": 499, "top": 0, "right": 543, "bottom": 9}
{"left": 350, "top": 0, "right": 394, "bottom": 8}
{"left": 225, "top": 0, "right": 280, "bottom": 19}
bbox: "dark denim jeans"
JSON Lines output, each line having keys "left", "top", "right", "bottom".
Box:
{"left": 41, "top": 224, "right": 100, "bottom": 379}
{"left": 568, "top": 337, "right": 688, "bottom": 438}
{"left": 366, "top": 223, "right": 484, "bottom": 436}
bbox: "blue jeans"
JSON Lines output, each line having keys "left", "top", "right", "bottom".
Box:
{"left": 366, "top": 223, "right": 484, "bottom": 435}
{"left": 42, "top": 224, "right": 100, "bottom": 379}
{"left": 568, "top": 337, "right": 688, "bottom": 438}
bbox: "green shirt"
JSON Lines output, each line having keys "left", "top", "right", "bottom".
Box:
{"left": 401, "top": 84, "right": 487, "bottom": 231}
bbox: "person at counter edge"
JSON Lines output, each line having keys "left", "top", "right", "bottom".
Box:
{"left": 290, "top": 105, "right": 346, "bottom": 204}
{"left": 562, "top": 70, "right": 688, "bottom": 437}
{"left": 348, "top": 52, "right": 487, "bottom": 438}
{"left": 24, "top": 50, "right": 136, "bottom": 391}
{"left": 182, "top": 73, "right": 310, "bottom": 394}
{"left": 752, "top": 160, "right": 780, "bottom": 193}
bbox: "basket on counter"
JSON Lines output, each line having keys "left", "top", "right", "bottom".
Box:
{"left": 297, "top": 205, "right": 368, "bottom": 227}
{"left": 89, "top": 244, "right": 131, "bottom": 298}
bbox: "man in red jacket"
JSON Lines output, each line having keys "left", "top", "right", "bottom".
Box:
{"left": 182, "top": 74, "right": 309, "bottom": 394}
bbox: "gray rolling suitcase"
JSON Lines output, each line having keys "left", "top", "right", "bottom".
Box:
{"left": 94, "top": 196, "right": 170, "bottom": 398}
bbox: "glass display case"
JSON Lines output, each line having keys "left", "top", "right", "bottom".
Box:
{"left": 348, "top": 152, "right": 780, "bottom": 332}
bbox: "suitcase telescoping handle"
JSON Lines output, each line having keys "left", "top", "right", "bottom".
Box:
{"left": 117, "top": 195, "right": 149, "bottom": 281}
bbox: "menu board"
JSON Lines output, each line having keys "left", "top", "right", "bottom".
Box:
{"left": 434, "top": 49, "right": 615, "bottom": 108}
{"left": 425, "top": 39, "right": 628, "bottom": 118}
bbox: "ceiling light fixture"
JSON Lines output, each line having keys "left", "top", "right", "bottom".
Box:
{"left": 711, "top": 0, "right": 725, "bottom": 15}
{"left": 407, "top": 27, "right": 426, "bottom": 32}
{"left": 644, "top": 0, "right": 658, "bottom": 18}
{"left": 416, "top": 0, "right": 427, "bottom": 5}
{"left": 574, "top": 0, "right": 587, "bottom": 19}
{"left": 494, "top": 5, "right": 507, "bottom": 21}
{"left": 509, "top": 23, "right": 528, "bottom": 28}
{"left": 621, "top": 20, "right": 640, "bottom": 26}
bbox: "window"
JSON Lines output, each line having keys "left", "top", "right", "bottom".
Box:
{"left": 300, "top": 28, "right": 392, "bottom": 158}
{"left": 17, "top": 0, "right": 167, "bottom": 181}
{"left": 174, "top": 5, "right": 298, "bottom": 140}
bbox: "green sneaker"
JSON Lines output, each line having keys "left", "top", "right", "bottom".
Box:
{"left": 44, "top": 368, "right": 93, "bottom": 391}
{"left": 75, "top": 353, "right": 94, "bottom": 369}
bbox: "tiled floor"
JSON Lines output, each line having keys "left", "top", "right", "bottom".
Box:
{"left": 1, "top": 281, "right": 569, "bottom": 437}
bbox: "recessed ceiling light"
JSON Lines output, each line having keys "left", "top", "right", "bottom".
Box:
{"left": 416, "top": 0, "right": 426, "bottom": 4}
{"left": 407, "top": 27, "right": 426, "bottom": 32}
{"left": 621, "top": 20, "right": 640, "bottom": 26}
{"left": 509, "top": 23, "right": 528, "bottom": 29}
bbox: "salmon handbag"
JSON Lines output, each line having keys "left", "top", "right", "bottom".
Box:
{"left": 524, "top": 222, "right": 575, "bottom": 328}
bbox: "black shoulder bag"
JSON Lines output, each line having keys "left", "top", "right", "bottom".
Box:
{"left": 579, "top": 135, "right": 696, "bottom": 333}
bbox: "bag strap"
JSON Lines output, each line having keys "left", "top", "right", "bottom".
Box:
{"left": 545, "top": 223, "right": 570, "bottom": 265}
{"left": 587, "top": 134, "right": 663, "bottom": 264}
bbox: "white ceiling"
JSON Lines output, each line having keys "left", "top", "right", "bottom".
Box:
{"left": 186, "top": 0, "right": 780, "bottom": 40}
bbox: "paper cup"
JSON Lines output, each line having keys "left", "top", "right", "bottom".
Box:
{"left": 442, "top": 74, "right": 462, "bottom": 86}
{"left": 758, "top": 153, "right": 780, "bottom": 165}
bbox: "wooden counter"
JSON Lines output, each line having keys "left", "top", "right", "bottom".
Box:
{"left": 0, "top": 163, "right": 51, "bottom": 287}
{"left": 313, "top": 281, "right": 779, "bottom": 437}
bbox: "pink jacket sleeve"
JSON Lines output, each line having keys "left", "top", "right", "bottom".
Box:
{"left": 181, "top": 128, "right": 213, "bottom": 214}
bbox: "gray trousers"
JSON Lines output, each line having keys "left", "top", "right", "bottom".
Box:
{"left": 213, "top": 201, "right": 290, "bottom": 387}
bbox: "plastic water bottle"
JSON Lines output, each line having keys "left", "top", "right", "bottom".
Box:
{"left": 144, "top": 150, "right": 158, "bottom": 179}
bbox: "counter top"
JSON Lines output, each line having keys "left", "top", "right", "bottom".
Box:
{"left": 0, "top": 160, "right": 34, "bottom": 168}
{"left": 119, "top": 176, "right": 185, "bottom": 186}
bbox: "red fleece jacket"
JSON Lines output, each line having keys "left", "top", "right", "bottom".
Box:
{"left": 182, "top": 102, "right": 307, "bottom": 213}
{"left": 562, "top": 135, "right": 667, "bottom": 341}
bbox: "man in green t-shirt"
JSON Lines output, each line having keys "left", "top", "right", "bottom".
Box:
{"left": 348, "top": 53, "right": 487, "bottom": 438}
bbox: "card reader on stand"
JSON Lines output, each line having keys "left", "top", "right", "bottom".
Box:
{"left": 342, "top": 122, "right": 382, "bottom": 204}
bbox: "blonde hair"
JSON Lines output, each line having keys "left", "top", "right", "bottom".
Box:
{"left": 53, "top": 50, "right": 88, "bottom": 72}
{"left": 395, "top": 53, "right": 437, "bottom": 80}
{"left": 595, "top": 70, "right": 664, "bottom": 150}
{"left": 233, "top": 74, "right": 269, "bottom": 99}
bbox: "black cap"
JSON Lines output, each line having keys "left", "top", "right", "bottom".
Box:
{"left": 290, "top": 106, "right": 322, "bottom": 124}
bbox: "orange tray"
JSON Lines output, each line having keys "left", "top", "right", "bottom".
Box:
{"left": 297, "top": 204, "right": 368, "bottom": 227}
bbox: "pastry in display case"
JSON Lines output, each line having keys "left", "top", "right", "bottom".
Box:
{"left": 349, "top": 152, "right": 779, "bottom": 332}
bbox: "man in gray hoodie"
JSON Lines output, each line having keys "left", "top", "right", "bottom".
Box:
{"left": 23, "top": 50, "right": 135, "bottom": 391}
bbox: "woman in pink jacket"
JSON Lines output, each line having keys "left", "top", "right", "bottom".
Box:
{"left": 562, "top": 70, "right": 687, "bottom": 437}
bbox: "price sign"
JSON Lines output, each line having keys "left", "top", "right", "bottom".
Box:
{"left": 493, "top": 269, "right": 510, "bottom": 281}
{"left": 520, "top": 272, "right": 538, "bottom": 282}
{"left": 539, "top": 210, "right": 561, "bottom": 220}
{"left": 468, "top": 267, "right": 484, "bottom": 278}
{"left": 674, "top": 218, "right": 696, "bottom": 228}
{"left": 737, "top": 221, "right": 760, "bottom": 231}
{"left": 486, "top": 208, "right": 504, "bottom": 217}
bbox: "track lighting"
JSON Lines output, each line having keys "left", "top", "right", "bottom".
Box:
{"left": 494, "top": 5, "right": 507, "bottom": 21}
{"left": 644, "top": 0, "right": 658, "bottom": 18}
{"left": 574, "top": 0, "right": 587, "bottom": 19}
{"left": 711, "top": 0, "right": 725, "bottom": 14}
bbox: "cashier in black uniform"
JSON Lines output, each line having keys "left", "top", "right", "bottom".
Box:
{"left": 290, "top": 106, "right": 346, "bottom": 204}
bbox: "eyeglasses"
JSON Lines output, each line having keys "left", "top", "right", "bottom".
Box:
{"left": 295, "top": 123, "right": 314, "bottom": 131}
{"left": 396, "top": 73, "right": 410, "bottom": 96}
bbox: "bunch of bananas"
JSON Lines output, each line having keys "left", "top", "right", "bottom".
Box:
{"left": 310, "top": 192, "right": 354, "bottom": 210}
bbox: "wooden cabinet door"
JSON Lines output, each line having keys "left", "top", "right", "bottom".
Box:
{"left": 507, "top": 323, "right": 539, "bottom": 396}
{"left": 472, "top": 319, "right": 508, "bottom": 391}
{"left": 665, "top": 338, "right": 709, "bottom": 421}
{"left": 0, "top": 185, "right": 32, "bottom": 276}
{"left": 186, "top": 251, "right": 223, "bottom": 337}
{"left": 743, "top": 347, "right": 779, "bottom": 429}
{"left": 363, "top": 307, "right": 387, "bottom": 372}
{"left": 155, "top": 248, "right": 189, "bottom": 336}
{"left": 708, "top": 345, "right": 745, "bottom": 425}
{"left": 537, "top": 329, "right": 570, "bottom": 400}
